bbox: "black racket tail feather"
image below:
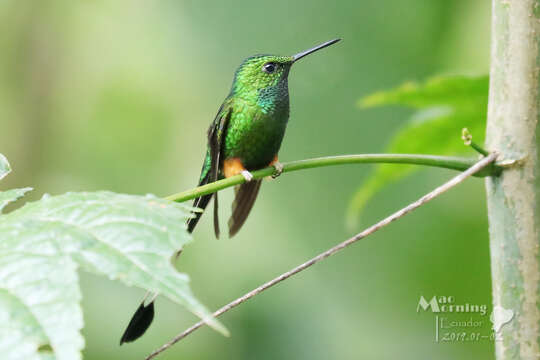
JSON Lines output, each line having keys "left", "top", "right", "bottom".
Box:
{"left": 119, "top": 301, "right": 155, "bottom": 345}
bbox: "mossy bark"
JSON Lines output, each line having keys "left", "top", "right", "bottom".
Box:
{"left": 485, "top": 0, "right": 540, "bottom": 359}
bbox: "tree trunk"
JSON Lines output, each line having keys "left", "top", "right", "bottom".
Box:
{"left": 485, "top": 0, "right": 540, "bottom": 359}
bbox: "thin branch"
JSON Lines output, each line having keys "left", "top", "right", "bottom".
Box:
{"left": 146, "top": 152, "right": 498, "bottom": 360}
{"left": 165, "top": 153, "right": 502, "bottom": 203}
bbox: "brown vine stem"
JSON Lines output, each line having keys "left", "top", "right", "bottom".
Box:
{"left": 145, "top": 152, "right": 499, "bottom": 360}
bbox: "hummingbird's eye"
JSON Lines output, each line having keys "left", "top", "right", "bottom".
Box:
{"left": 262, "top": 62, "right": 277, "bottom": 74}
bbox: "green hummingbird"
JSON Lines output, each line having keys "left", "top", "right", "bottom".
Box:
{"left": 120, "top": 38, "right": 341, "bottom": 344}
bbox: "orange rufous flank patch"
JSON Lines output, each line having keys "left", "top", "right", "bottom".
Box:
{"left": 268, "top": 155, "right": 279, "bottom": 167}
{"left": 223, "top": 157, "right": 247, "bottom": 178}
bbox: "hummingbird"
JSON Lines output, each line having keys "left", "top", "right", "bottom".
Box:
{"left": 120, "top": 38, "right": 341, "bottom": 344}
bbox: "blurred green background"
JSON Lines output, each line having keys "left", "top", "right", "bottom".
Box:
{"left": 0, "top": 1, "right": 493, "bottom": 359}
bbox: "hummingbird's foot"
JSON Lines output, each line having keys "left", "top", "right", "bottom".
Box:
{"left": 271, "top": 161, "right": 284, "bottom": 179}
{"left": 241, "top": 170, "right": 254, "bottom": 182}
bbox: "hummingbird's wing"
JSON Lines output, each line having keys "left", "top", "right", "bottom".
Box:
{"left": 186, "top": 100, "right": 232, "bottom": 238}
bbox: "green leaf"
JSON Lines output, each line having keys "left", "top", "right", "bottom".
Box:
{"left": 349, "top": 75, "right": 488, "bottom": 225}
{"left": 0, "top": 154, "right": 10, "bottom": 181}
{"left": 0, "top": 191, "right": 227, "bottom": 360}
{"left": 359, "top": 75, "right": 488, "bottom": 110}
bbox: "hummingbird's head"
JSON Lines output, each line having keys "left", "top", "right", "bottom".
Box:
{"left": 232, "top": 55, "right": 294, "bottom": 95}
{"left": 231, "top": 39, "right": 341, "bottom": 96}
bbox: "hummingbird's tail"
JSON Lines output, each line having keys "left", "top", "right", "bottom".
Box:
{"left": 228, "top": 180, "right": 262, "bottom": 237}
{"left": 119, "top": 173, "right": 219, "bottom": 345}
{"left": 120, "top": 180, "right": 258, "bottom": 345}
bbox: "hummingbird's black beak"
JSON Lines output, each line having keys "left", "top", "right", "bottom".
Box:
{"left": 292, "top": 38, "right": 341, "bottom": 62}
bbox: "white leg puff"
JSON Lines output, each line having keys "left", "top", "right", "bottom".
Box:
{"left": 241, "top": 170, "right": 254, "bottom": 182}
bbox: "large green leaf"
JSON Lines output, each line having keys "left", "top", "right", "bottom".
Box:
{"left": 0, "top": 159, "right": 226, "bottom": 360}
{"left": 349, "top": 75, "right": 488, "bottom": 225}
